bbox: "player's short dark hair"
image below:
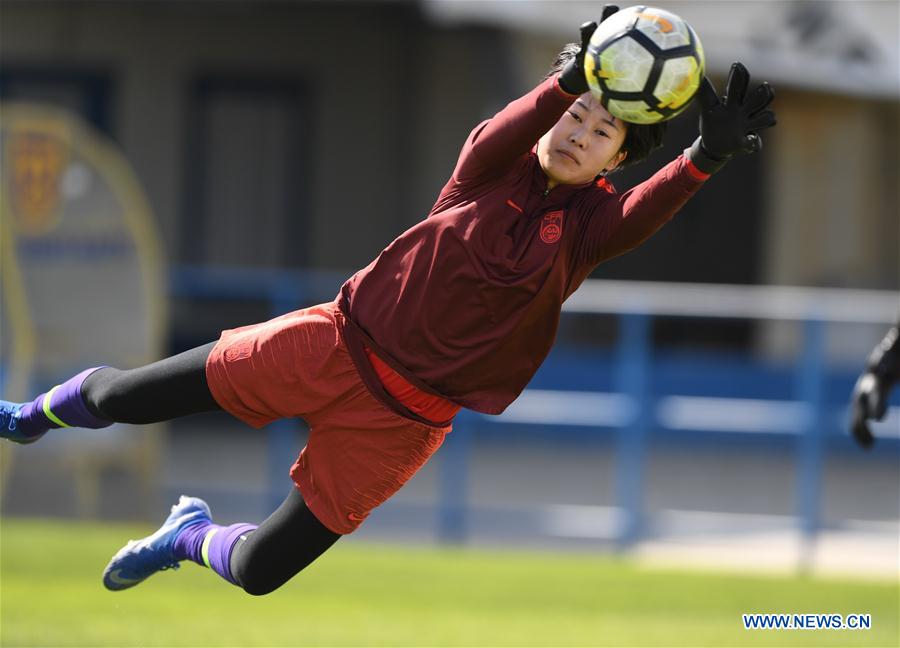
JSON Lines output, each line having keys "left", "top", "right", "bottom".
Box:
{"left": 544, "top": 43, "right": 667, "bottom": 172}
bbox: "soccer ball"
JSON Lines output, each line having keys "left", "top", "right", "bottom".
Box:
{"left": 584, "top": 5, "right": 705, "bottom": 124}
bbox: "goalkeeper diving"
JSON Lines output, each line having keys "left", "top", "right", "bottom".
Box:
{"left": 1, "top": 6, "right": 775, "bottom": 595}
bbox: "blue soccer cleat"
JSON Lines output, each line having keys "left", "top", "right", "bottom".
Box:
{"left": 102, "top": 495, "right": 211, "bottom": 591}
{"left": 0, "top": 400, "right": 43, "bottom": 445}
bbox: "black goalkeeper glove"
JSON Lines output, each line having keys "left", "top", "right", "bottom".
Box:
{"left": 558, "top": 5, "right": 619, "bottom": 95}
{"left": 687, "top": 62, "right": 776, "bottom": 174}
{"left": 851, "top": 324, "right": 900, "bottom": 448}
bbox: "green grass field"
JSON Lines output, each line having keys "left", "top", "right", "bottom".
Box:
{"left": 1, "top": 518, "right": 896, "bottom": 647}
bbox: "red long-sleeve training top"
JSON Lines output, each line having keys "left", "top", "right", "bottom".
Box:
{"left": 339, "top": 75, "right": 709, "bottom": 417}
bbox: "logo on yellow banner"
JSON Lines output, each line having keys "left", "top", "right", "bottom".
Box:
{"left": 6, "top": 121, "right": 71, "bottom": 236}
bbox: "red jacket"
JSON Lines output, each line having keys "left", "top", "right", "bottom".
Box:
{"left": 340, "top": 75, "right": 708, "bottom": 417}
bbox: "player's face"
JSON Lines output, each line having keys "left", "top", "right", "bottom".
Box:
{"left": 537, "top": 93, "right": 628, "bottom": 189}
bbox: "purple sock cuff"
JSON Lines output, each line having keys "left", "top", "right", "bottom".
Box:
{"left": 48, "top": 367, "right": 112, "bottom": 429}
{"left": 208, "top": 523, "right": 257, "bottom": 585}
{"left": 172, "top": 520, "right": 212, "bottom": 563}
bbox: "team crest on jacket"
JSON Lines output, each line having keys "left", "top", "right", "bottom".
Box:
{"left": 540, "top": 210, "right": 564, "bottom": 244}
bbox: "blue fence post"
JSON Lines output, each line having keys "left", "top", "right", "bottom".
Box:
{"left": 614, "top": 312, "right": 651, "bottom": 548}
{"left": 437, "top": 409, "right": 473, "bottom": 544}
{"left": 795, "top": 317, "right": 827, "bottom": 548}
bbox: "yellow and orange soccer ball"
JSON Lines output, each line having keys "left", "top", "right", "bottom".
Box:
{"left": 585, "top": 5, "right": 705, "bottom": 124}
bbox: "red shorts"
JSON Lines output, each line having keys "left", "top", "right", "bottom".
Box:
{"left": 205, "top": 301, "right": 451, "bottom": 534}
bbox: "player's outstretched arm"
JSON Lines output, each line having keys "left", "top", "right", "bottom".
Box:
{"left": 576, "top": 62, "right": 776, "bottom": 267}
{"left": 453, "top": 7, "right": 619, "bottom": 183}
{"left": 686, "top": 62, "right": 776, "bottom": 175}
{"left": 851, "top": 322, "right": 900, "bottom": 448}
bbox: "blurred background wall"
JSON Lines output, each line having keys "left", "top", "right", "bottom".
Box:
{"left": 2, "top": 1, "right": 896, "bottom": 282}
{"left": 1, "top": 0, "right": 897, "bottom": 577}
{"left": 2, "top": 1, "right": 896, "bottom": 350}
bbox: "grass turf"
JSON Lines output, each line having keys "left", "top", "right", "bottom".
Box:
{"left": 1, "top": 518, "right": 897, "bottom": 647}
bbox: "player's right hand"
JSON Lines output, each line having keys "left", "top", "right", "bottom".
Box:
{"left": 850, "top": 372, "right": 885, "bottom": 448}
{"left": 558, "top": 5, "right": 619, "bottom": 96}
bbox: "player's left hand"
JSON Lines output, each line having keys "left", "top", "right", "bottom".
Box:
{"left": 850, "top": 324, "right": 900, "bottom": 449}
{"left": 687, "top": 62, "right": 776, "bottom": 174}
{"left": 850, "top": 372, "right": 887, "bottom": 448}
{"left": 558, "top": 5, "right": 619, "bottom": 95}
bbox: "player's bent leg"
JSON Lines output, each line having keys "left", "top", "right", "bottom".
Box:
{"left": 102, "top": 495, "right": 212, "bottom": 591}
{"left": 229, "top": 486, "right": 340, "bottom": 596}
{"left": 103, "top": 487, "right": 337, "bottom": 594}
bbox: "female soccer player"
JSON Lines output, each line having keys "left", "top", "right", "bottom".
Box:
{"left": 0, "top": 7, "right": 775, "bottom": 595}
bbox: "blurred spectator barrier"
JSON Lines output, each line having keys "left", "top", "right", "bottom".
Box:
{"left": 449, "top": 281, "right": 899, "bottom": 547}
{"left": 1, "top": 103, "right": 166, "bottom": 518}
{"left": 170, "top": 268, "right": 899, "bottom": 545}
